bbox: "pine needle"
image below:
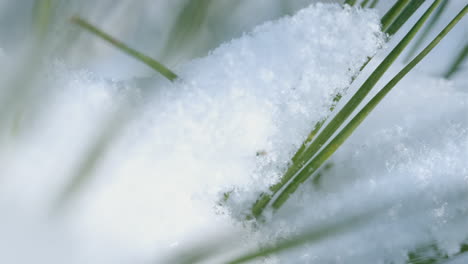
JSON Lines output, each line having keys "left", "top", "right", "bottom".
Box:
{"left": 71, "top": 16, "right": 178, "bottom": 81}
{"left": 272, "top": 2, "right": 467, "bottom": 211}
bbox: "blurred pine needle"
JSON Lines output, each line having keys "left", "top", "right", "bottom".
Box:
{"left": 71, "top": 16, "right": 178, "bottom": 81}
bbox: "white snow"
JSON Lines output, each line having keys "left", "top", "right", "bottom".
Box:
{"left": 263, "top": 72, "right": 468, "bottom": 263}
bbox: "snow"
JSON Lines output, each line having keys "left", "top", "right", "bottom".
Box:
{"left": 0, "top": 1, "right": 467, "bottom": 264}
{"left": 263, "top": 72, "right": 468, "bottom": 263}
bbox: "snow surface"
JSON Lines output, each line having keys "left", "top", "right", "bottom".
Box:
{"left": 264, "top": 72, "right": 468, "bottom": 263}
{"left": 0, "top": 2, "right": 467, "bottom": 264}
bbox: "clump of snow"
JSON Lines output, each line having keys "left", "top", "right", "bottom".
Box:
{"left": 174, "top": 3, "right": 385, "bottom": 212}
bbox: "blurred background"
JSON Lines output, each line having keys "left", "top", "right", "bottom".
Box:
{"left": 0, "top": 0, "right": 331, "bottom": 79}
{"left": 0, "top": 0, "right": 465, "bottom": 78}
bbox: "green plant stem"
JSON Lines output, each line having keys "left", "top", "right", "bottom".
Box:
{"left": 361, "top": 0, "right": 371, "bottom": 8}
{"left": 71, "top": 16, "right": 178, "bottom": 81}
{"left": 345, "top": 0, "right": 357, "bottom": 6}
{"left": 250, "top": 0, "right": 426, "bottom": 218}
{"left": 444, "top": 43, "right": 468, "bottom": 79}
{"left": 369, "top": 0, "right": 379, "bottom": 8}
{"left": 53, "top": 113, "right": 125, "bottom": 211}
{"left": 405, "top": 0, "right": 449, "bottom": 62}
{"left": 386, "top": 0, "right": 426, "bottom": 36}
{"left": 161, "top": 0, "right": 213, "bottom": 64}
{"left": 250, "top": 0, "right": 441, "bottom": 219}
{"left": 55, "top": 15, "right": 182, "bottom": 208}
{"left": 292, "top": 93, "right": 343, "bottom": 162}
{"left": 272, "top": 3, "right": 467, "bottom": 210}
{"left": 34, "top": 0, "right": 54, "bottom": 39}
{"left": 291, "top": 0, "right": 425, "bottom": 162}
{"left": 0, "top": 0, "right": 53, "bottom": 130}
{"left": 231, "top": 204, "right": 387, "bottom": 264}
{"left": 381, "top": 0, "right": 411, "bottom": 31}
{"left": 407, "top": 243, "right": 468, "bottom": 263}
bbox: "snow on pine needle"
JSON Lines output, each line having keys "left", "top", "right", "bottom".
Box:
{"left": 258, "top": 72, "right": 468, "bottom": 263}
{"left": 2, "top": 1, "right": 467, "bottom": 264}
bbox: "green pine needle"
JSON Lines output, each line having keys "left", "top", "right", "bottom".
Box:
{"left": 404, "top": 0, "right": 449, "bottom": 62}
{"left": 250, "top": 0, "right": 443, "bottom": 219}
{"left": 310, "top": 0, "right": 427, "bottom": 163}
{"left": 272, "top": 2, "right": 467, "bottom": 211}
{"left": 369, "top": 0, "right": 379, "bottom": 8}
{"left": 71, "top": 16, "right": 178, "bottom": 82}
{"left": 345, "top": 0, "right": 358, "bottom": 7}
{"left": 231, "top": 204, "right": 387, "bottom": 264}
{"left": 161, "top": 0, "right": 213, "bottom": 64}
{"left": 381, "top": 0, "right": 411, "bottom": 31}
{"left": 34, "top": 0, "right": 54, "bottom": 39}
{"left": 361, "top": 0, "right": 371, "bottom": 8}
{"left": 53, "top": 113, "right": 125, "bottom": 211}
{"left": 407, "top": 243, "right": 468, "bottom": 263}
{"left": 444, "top": 43, "right": 468, "bottom": 79}
{"left": 385, "top": 0, "right": 426, "bottom": 36}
